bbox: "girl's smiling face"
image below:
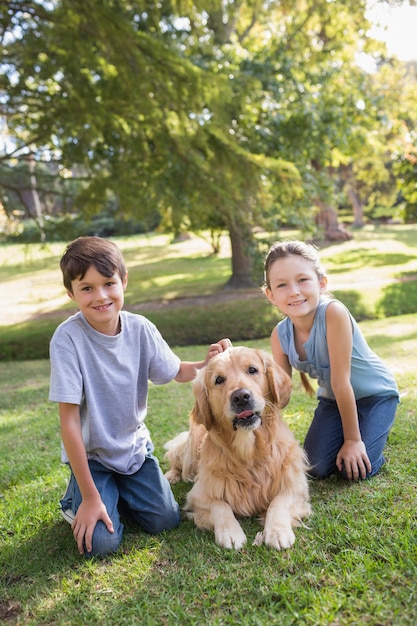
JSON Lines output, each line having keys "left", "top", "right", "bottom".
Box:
{"left": 68, "top": 265, "right": 128, "bottom": 335}
{"left": 265, "top": 255, "right": 327, "bottom": 319}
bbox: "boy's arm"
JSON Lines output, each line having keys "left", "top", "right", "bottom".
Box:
{"left": 59, "top": 403, "right": 114, "bottom": 554}
{"left": 174, "top": 338, "right": 232, "bottom": 383}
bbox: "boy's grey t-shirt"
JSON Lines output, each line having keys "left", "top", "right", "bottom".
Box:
{"left": 49, "top": 310, "right": 181, "bottom": 474}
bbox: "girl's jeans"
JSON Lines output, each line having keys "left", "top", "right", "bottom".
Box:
{"left": 304, "top": 394, "right": 399, "bottom": 479}
{"left": 60, "top": 452, "right": 180, "bottom": 557}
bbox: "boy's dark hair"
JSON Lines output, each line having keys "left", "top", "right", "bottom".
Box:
{"left": 60, "top": 236, "right": 127, "bottom": 293}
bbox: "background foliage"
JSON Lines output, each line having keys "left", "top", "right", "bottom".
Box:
{"left": 1, "top": 0, "right": 417, "bottom": 287}
{"left": 1, "top": 224, "right": 417, "bottom": 360}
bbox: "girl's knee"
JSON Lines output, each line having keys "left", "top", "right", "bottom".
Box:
{"left": 366, "top": 454, "right": 386, "bottom": 478}
{"left": 323, "top": 454, "right": 386, "bottom": 481}
{"left": 308, "top": 464, "right": 335, "bottom": 480}
{"left": 305, "top": 451, "right": 336, "bottom": 479}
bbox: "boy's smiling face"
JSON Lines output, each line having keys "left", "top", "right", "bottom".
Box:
{"left": 68, "top": 265, "right": 128, "bottom": 335}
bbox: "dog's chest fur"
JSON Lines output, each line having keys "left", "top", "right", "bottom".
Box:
{"left": 197, "top": 426, "right": 290, "bottom": 516}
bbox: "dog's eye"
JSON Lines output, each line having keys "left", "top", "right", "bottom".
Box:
{"left": 215, "top": 375, "right": 225, "bottom": 385}
{"left": 248, "top": 366, "right": 259, "bottom": 375}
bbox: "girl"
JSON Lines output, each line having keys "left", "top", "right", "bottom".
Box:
{"left": 263, "top": 240, "right": 399, "bottom": 481}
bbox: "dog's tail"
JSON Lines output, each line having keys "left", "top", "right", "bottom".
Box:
{"left": 164, "top": 431, "right": 196, "bottom": 484}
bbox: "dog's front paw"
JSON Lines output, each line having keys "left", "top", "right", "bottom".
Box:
{"left": 215, "top": 526, "right": 247, "bottom": 550}
{"left": 264, "top": 526, "right": 296, "bottom": 550}
{"left": 253, "top": 527, "right": 295, "bottom": 550}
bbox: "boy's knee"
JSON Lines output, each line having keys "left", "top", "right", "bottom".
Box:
{"left": 85, "top": 521, "right": 123, "bottom": 558}
{"left": 141, "top": 504, "right": 181, "bottom": 534}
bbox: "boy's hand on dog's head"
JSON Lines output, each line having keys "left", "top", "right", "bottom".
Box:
{"left": 207, "top": 338, "right": 232, "bottom": 360}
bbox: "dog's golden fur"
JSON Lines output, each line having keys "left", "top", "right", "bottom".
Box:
{"left": 164, "top": 347, "right": 311, "bottom": 550}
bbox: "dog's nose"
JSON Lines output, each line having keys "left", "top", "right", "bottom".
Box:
{"left": 231, "top": 388, "right": 252, "bottom": 409}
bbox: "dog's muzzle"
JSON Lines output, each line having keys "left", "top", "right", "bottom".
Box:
{"left": 230, "top": 388, "right": 262, "bottom": 431}
{"left": 232, "top": 410, "right": 262, "bottom": 431}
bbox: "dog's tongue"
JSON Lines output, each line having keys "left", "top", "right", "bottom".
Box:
{"left": 236, "top": 410, "right": 254, "bottom": 420}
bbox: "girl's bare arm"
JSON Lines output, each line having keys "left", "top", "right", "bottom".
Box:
{"left": 270, "top": 327, "right": 292, "bottom": 378}
{"left": 326, "top": 302, "right": 372, "bottom": 479}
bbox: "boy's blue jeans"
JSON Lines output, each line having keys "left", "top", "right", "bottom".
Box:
{"left": 304, "top": 394, "right": 398, "bottom": 479}
{"left": 60, "top": 452, "right": 180, "bottom": 557}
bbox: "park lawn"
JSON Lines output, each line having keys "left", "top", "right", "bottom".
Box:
{"left": 2, "top": 224, "right": 417, "bottom": 326}
{"left": 0, "top": 320, "right": 416, "bottom": 625}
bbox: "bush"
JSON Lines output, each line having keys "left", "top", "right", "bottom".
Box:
{"left": 404, "top": 203, "right": 417, "bottom": 223}
{"left": 0, "top": 289, "right": 381, "bottom": 362}
{"left": 5, "top": 211, "right": 161, "bottom": 243}
{"left": 3, "top": 287, "right": 409, "bottom": 363}
{"left": 331, "top": 290, "right": 373, "bottom": 321}
{"left": 5, "top": 216, "right": 90, "bottom": 243}
{"left": 0, "top": 299, "right": 282, "bottom": 361}
{"left": 376, "top": 278, "right": 417, "bottom": 317}
{"left": 145, "top": 299, "right": 282, "bottom": 347}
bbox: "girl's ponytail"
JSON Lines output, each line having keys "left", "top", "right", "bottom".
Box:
{"left": 300, "top": 372, "right": 315, "bottom": 397}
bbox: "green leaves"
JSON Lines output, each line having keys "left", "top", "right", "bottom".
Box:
{"left": 2, "top": 1, "right": 416, "bottom": 280}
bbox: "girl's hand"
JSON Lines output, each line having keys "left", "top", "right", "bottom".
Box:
{"left": 336, "top": 440, "right": 372, "bottom": 481}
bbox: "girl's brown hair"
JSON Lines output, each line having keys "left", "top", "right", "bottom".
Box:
{"left": 263, "top": 240, "right": 326, "bottom": 291}
{"left": 60, "top": 236, "right": 127, "bottom": 293}
{"left": 263, "top": 240, "right": 327, "bottom": 397}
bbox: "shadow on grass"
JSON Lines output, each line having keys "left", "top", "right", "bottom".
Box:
{"left": 0, "top": 519, "right": 166, "bottom": 624}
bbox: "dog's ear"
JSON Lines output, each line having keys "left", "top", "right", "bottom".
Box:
{"left": 263, "top": 352, "right": 292, "bottom": 409}
{"left": 191, "top": 371, "right": 215, "bottom": 430}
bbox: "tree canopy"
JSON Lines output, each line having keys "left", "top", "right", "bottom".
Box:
{"left": 1, "top": 0, "right": 416, "bottom": 285}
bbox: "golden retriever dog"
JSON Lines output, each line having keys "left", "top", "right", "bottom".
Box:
{"left": 164, "top": 347, "right": 311, "bottom": 550}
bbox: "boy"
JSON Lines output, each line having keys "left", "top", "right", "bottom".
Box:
{"left": 49, "top": 236, "right": 231, "bottom": 557}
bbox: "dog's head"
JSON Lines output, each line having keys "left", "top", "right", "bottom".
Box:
{"left": 192, "top": 347, "right": 291, "bottom": 431}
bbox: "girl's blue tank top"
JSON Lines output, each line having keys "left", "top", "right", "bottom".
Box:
{"left": 277, "top": 297, "right": 399, "bottom": 400}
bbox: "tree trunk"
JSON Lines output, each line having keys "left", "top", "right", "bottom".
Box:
{"left": 315, "top": 200, "right": 352, "bottom": 242}
{"left": 223, "top": 222, "right": 257, "bottom": 289}
{"left": 19, "top": 153, "right": 46, "bottom": 242}
{"left": 312, "top": 161, "right": 352, "bottom": 242}
{"left": 347, "top": 185, "right": 365, "bottom": 228}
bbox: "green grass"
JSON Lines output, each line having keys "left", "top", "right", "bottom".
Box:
{"left": 2, "top": 225, "right": 417, "bottom": 313}
{"left": 0, "top": 233, "right": 233, "bottom": 318}
{"left": 318, "top": 225, "right": 417, "bottom": 312}
{"left": 1, "top": 326, "right": 416, "bottom": 625}
{"left": 1, "top": 226, "right": 417, "bottom": 624}
{"left": 2, "top": 224, "right": 417, "bottom": 360}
